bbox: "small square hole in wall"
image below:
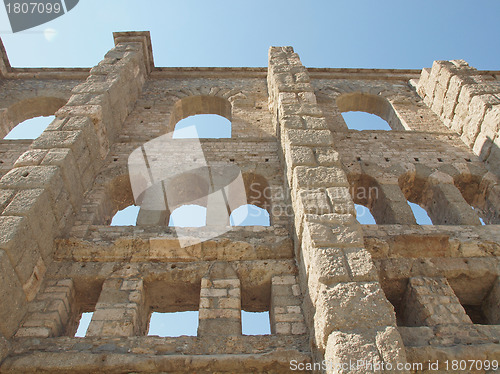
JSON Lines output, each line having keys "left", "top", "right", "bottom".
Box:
{"left": 241, "top": 311, "right": 271, "bottom": 335}
{"left": 147, "top": 311, "right": 199, "bottom": 337}
{"left": 75, "top": 312, "right": 93, "bottom": 337}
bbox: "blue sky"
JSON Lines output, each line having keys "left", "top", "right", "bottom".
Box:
{"left": 1, "top": 0, "right": 499, "bottom": 69}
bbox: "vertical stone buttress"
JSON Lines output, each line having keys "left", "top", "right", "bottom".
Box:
{"left": 402, "top": 277, "right": 472, "bottom": 326}
{"left": 416, "top": 60, "right": 500, "bottom": 176}
{"left": 198, "top": 262, "right": 241, "bottom": 336}
{"left": 0, "top": 32, "right": 152, "bottom": 343}
{"left": 267, "top": 47, "right": 408, "bottom": 372}
{"left": 86, "top": 275, "right": 145, "bottom": 337}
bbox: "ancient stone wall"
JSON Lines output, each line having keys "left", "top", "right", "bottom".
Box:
{"left": 0, "top": 32, "right": 498, "bottom": 373}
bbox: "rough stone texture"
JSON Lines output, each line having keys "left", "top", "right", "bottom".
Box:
{"left": 417, "top": 60, "right": 500, "bottom": 176}
{"left": 198, "top": 262, "right": 241, "bottom": 336}
{"left": 402, "top": 277, "right": 472, "bottom": 326}
{"left": 270, "top": 275, "right": 307, "bottom": 335}
{"left": 0, "top": 33, "right": 498, "bottom": 373}
{"left": 15, "top": 279, "right": 75, "bottom": 338}
{"left": 483, "top": 278, "right": 500, "bottom": 324}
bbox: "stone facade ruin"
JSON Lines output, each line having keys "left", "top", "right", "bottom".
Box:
{"left": 0, "top": 31, "right": 498, "bottom": 373}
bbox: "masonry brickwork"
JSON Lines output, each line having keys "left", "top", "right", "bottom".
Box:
{"left": 0, "top": 32, "right": 498, "bottom": 373}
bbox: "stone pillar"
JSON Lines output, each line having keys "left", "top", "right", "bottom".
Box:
{"left": 402, "top": 277, "right": 472, "bottom": 326}
{"left": 482, "top": 277, "right": 500, "bottom": 325}
{"left": 416, "top": 60, "right": 500, "bottom": 176}
{"left": 198, "top": 262, "right": 241, "bottom": 336}
{"left": 268, "top": 47, "right": 408, "bottom": 373}
{"left": 15, "top": 279, "right": 75, "bottom": 338}
{"left": 372, "top": 183, "right": 417, "bottom": 225}
{"left": 423, "top": 173, "right": 482, "bottom": 225}
{"left": 86, "top": 276, "right": 145, "bottom": 337}
{"left": 270, "top": 275, "right": 306, "bottom": 335}
{"left": 136, "top": 183, "right": 169, "bottom": 226}
{"left": 205, "top": 191, "right": 230, "bottom": 226}
{"left": 0, "top": 249, "right": 27, "bottom": 338}
{"left": 0, "top": 32, "right": 152, "bottom": 335}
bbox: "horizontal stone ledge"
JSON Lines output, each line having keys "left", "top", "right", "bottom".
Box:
{"left": 398, "top": 325, "right": 500, "bottom": 348}
{"left": 362, "top": 224, "right": 500, "bottom": 259}
{"left": 55, "top": 227, "right": 293, "bottom": 262}
{"left": 1, "top": 350, "right": 311, "bottom": 373}
{"left": 404, "top": 344, "right": 500, "bottom": 371}
{"left": 7, "top": 334, "right": 310, "bottom": 359}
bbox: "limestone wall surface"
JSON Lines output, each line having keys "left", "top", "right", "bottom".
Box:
{"left": 0, "top": 32, "right": 498, "bottom": 373}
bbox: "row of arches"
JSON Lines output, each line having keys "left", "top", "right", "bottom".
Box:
{"left": 111, "top": 203, "right": 270, "bottom": 227}
{"left": 100, "top": 170, "right": 274, "bottom": 228}
{"left": 350, "top": 168, "right": 498, "bottom": 226}
{"left": 2, "top": 91, "right": 408, "bottom": 141}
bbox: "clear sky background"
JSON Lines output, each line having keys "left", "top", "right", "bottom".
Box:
{"left": 1, "top": 0, "right": 499, "bottom": 70}
{"left": 0, "top": 0, "right": 494, "bottom": 336}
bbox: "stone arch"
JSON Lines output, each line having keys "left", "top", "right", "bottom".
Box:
{"left": 336, "top": 92, "right": 405, "bottom": 130}
{"left": 163, "top": 172, "right": 211, "bottom": 212}
{"left": 348, "top": 170, "right": 416, "bottom": 224}
{"left": 229, "top": 172, "right": 271, "bottom": 212}
{"left": 453, "top": 171, "right": 500, "bottom": 224}
{"left": 1, "top": 96, "right": 67, "bottom": 138}
{"left": 168, "top": 95, "right": 232, "bottom": 134}
{"left": 93, "top": 171, "right": 136, "bottom": 225}
{"left": 398, "top": 166, "right": 481, "bottom": 225}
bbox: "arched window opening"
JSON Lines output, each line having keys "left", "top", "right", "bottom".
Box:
{"left": 4, "top": 115, "right": 54, "bottom": 139}
{"left": 355, "top": 204, "right": 376, "bottom": 224}
{"left": 147, "top": 311, "right": 198, "bottom": 337}
{"left": 2, "top": 96, "right": 67, "bottom": 138}
{"left": 398, "top": 172, "right": 439, "bottom": 225}
{"left": 169, "top": 95, "right": 232, "bottom": 138}
{"left": 407, "top": 201, "right": 433, "bottom": 225}
{"left": 110, "top": 205, "right": 140, "bottom": 226}
{"left": 454, "top": 174, "right": 498, "bottom": 225}
{"left": 173, "top": 114, "right": 231, "bottom": 139}
{"left": 168, "top": 204, "right": 206, "bottom": 227}
{"left": 336, "top": 92, "right": 405, "bottom": 131}
{"left": 241, "top": 310, "right": 271, "bottom": 335}
{"left": 341, "top": 111, "right": 391, "bottom": 131}
{"left": 230, "top": 204, "right": 270, "bottom": 226}
{"left": 99, "top": 174, "right": 137, "bottom": 226}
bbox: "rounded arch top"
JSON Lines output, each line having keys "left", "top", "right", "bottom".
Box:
{"left": 169, "top": 95, "right": 232, "bottom": 129}
{"left": 336, "top": 92, "right": 405, "bottom": 131}
{"left": 6, "top": 96, "right": 67, "bottom": 126}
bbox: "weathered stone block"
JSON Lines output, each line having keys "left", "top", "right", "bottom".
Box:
{"left": 13, "top": 149, "right": 48, "bottom": 168}
{"left": 326, "top": 187, "right": 355, "bottom": 215}
{"left": 305, "top": 246, "right": 350, "bottom": 286}
{"left": 0, "top": 166, "right": 64, "bottom": 203}
{"left": 0, "top": 250, "right": 27, "bottom": 338}
{"left": 402, "top": 277, "right": 472, "bottom": 326}
{"left": 314, "top": 282, "right": 396, "bottom": 349}
{"left": 293, "top": 166, "right": 348, "bottom": 191}
{"left": 343, "top": 247, "right": 377, "bottom": 281}
{"left": 304, "top": 221, "right": 363, "bottom": 248}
